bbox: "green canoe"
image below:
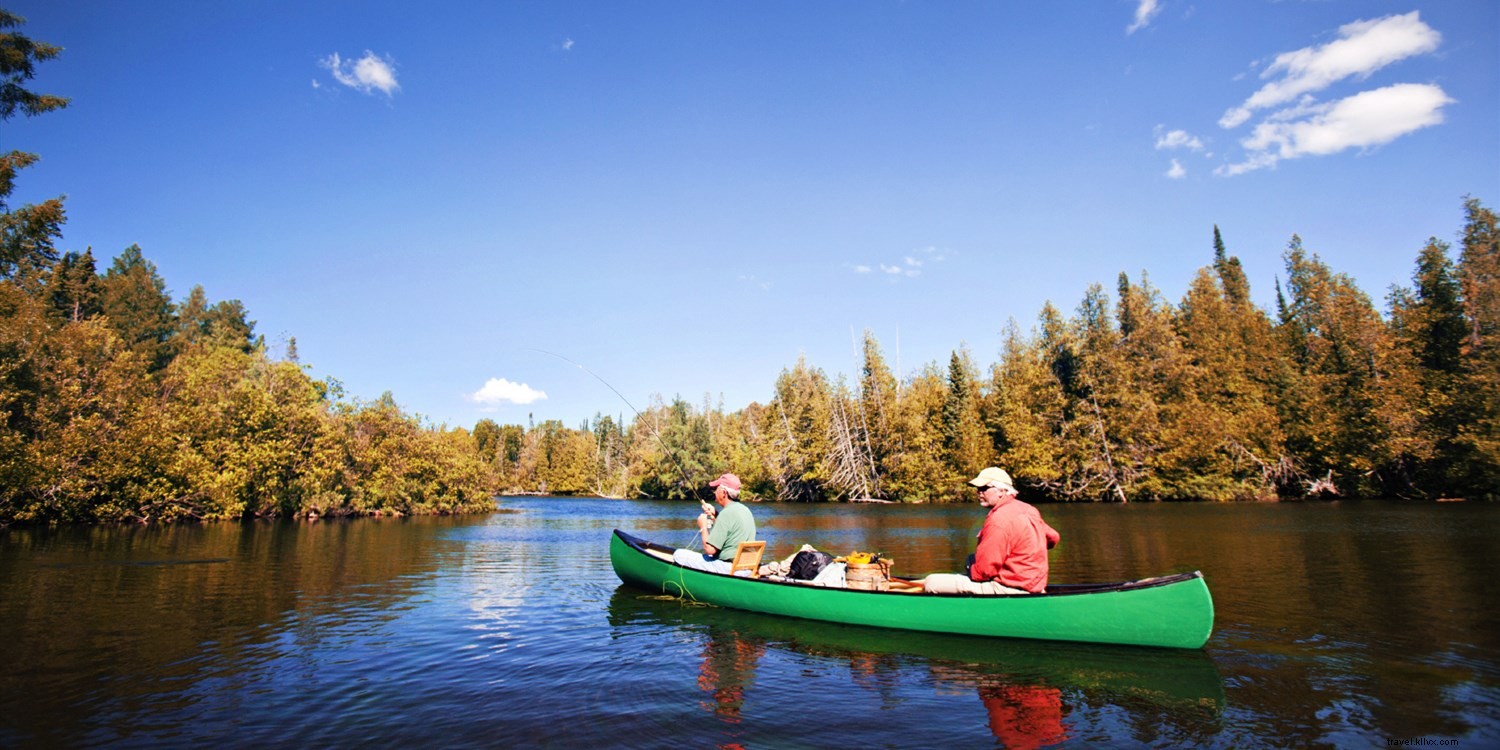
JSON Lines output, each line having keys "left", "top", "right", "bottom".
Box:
{"left": 610, "top": 529, "right": 1214, "bottom": 649}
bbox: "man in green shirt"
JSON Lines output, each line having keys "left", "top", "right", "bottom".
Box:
{"left": 672, "top": 473, "right": 756, "bottom": 574}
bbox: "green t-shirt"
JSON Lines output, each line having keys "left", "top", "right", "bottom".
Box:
{"left": 706, "top": 501, "right": 756, "bottom": 561}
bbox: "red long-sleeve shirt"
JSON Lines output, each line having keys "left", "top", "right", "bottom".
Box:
{"left": 969, "top": 497, "right": 1060, "bottom": 593}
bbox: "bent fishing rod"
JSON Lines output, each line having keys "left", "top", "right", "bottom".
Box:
{"left": 528, "top": 348, "right": 704, "bottom": 504}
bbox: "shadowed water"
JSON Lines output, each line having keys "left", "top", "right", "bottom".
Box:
{"left": 1, "top": 498, "right": 1496, "bottom": 747}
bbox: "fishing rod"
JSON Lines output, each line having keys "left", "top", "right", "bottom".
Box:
{"left": 528, "top": 348, "right": 704, "bottom": 505}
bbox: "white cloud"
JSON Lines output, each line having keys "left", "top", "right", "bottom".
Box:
{"left": 320, "top": 51, "right": 400, "bottom": 97}
{"left": 562, "top": 38, "right": 575, "bottom": 51}
{"left": 1219, "top": 12, "right": 1440, "bottom": 129}
{"left": 470, "top": 378, "right": 547, "bottom": 408}
{"left": 1154, "top": 126, "right": 1205, "bottom": 152}
{"left": 1127, "top": 0, "right": 1162, "bottom": 35}
{"left": 1217, "top": 83, "right": 1452, "bottom": 175}
{"left": 1166, "top": 159, "right": 1187, "bottom": 179}
{"left": 854, "top": 246, "right": 948, "bottom": 280}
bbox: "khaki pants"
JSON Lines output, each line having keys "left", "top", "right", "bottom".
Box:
{"left": 922, "top": 573, "right": 1031, "bottom": 595}
{"left": 672, "top": 548, "right": 744, "bottom": 575}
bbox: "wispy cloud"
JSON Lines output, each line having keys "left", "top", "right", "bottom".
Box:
{"left": 1127, "top": 0, "right": 1163, "bottom": 35}
{"left": 853, "top": 246, "right": 949, "bottom": 281}
{"left": 319, "top": 51, "right": 400, "bottom": 97}
{"left": 1166, "top": 159, "right": 1187, "bottom": 179}
{"left": 562, "top": 38, "right": 575, "bottom": 51}
{"left": 1218, "top": 83, "right": 1452, "bottom": 176}
{"left": 1215, "top": 12, "right": 1448, "bottom": 175}
{"left": 1154, "top": 125, "right": 1205, "bottom": 152}
{"left": 469, "top": 378, "right": 547, "bottom": 409}
{"left": 1218, "top": 12, "right": 1440, "bottom": 129}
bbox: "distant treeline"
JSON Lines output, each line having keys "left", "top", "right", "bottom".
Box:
{"left": 1, "top": 10, "right": 493, "bottom": 524}
{"left": 479, "top": 200, "right": 1500, "bottom": 504}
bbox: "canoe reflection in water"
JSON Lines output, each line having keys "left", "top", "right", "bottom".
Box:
{"left": 608, "top": 589, "right": 1223, "bottom": 746}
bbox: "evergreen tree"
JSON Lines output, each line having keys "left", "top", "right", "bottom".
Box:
{"left": 990, "top": 318, "right": 1068, "bottom": 492}
{"left": 884, "top": 362, "right": 949, "bottom": 502}
{"left": 1177, "top": 265, "right": 1286, "bottom": 498}
{"left": 941, "top": 347, "right": 990, "bottom": 486}
{"left": 0, "top": 149, "right": 64, "bottom": 284}
{"left": 0, "top": 11, "right": 68, "bottom": 282}
{"left": 0, "top": 10, "right": 68, "bottom": 121}
{"left": 760, "top": 357, "right": 833, "bottom": 501}
{"left": 48, "top": 249, "right": 102, "bottom": 322}
{"left": 1213, "top": 225, "right": 1251, "bottom": 306}
{"left": 1383, "top": 238, "right": 1468, "bottom": 495}
{"left": 101, "top": 245, "right": 175, "bottom": 372}
{"left": 1456, "top": 198, "right": 1500, "bottom": 493}
{"left": 1111, "top": 272, "right": 1197, "bottom": 499}
{"left": 858, "top": 330, "right": 899, "bottom": 497}
{"left": 1068, "top": 285, "right": 1131, "bottom": 501}
{"left": 1277, "top": 236, "right": 1389, "bottom": 495}
{"left": 171, "top": 285, "right": 209, "bottom": 353}
{"left": 204, "top": 298, "right": 255, "bottom": 352}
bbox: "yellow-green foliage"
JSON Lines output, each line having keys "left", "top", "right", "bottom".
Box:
{"left": 476, "top": 201, "right": 1500, "bottom": 503}
{"left": 0, "top": 275, "right": 498, "bottom": 524}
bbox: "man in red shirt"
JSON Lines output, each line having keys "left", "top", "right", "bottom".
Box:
{"left": 921, "top": 467, "right": 1060, "bottom": 595}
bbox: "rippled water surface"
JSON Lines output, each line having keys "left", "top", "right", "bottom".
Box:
{"left": 2, "top": 498, "right": 1497, "bottom": 748}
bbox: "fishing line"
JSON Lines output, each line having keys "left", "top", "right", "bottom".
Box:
{"left": 527, "top": 348, "right": 700, "bottom": 497}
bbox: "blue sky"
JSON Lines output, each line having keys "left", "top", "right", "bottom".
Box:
{"left": 9, "top": 1, "right": 1499, "bottom": 430}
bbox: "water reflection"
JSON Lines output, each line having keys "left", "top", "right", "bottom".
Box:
{"left": 697, "top": 628, "right": 764, "bottom": 725}
{"left": 606, "top": 587, "right": 1224, "bottom": 746}
{"left": 4, "top": 498, "right": 1496, "bottom": 747}
{"left": 0, "top": 518, "right": 469, "bottom": 747}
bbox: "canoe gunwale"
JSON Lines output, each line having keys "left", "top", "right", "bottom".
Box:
{"left": 612, "top": 528, "right": 1204, "bottom": 598}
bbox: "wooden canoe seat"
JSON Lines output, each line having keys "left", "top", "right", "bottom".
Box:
{"left": 730, "top": 540, "right": 766, "bottom": 578}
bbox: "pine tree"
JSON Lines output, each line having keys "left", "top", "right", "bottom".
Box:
{"left": 0, "top": 11, "right": 68, "bottom": 282}
{"left": 941, "top": 347, "right": 990, "bottom": 487}
{"left": 760, "top": 357, "right": 833, "bottom": 501}
{"left": 858, "top": 330, "right": 899, "bottom": 497}
{"left": 101, "top": 245, "right": 176, "bottom": 372}
{"left": 1384, "top": 237, "right": 1468, "bottom": 495}
{"left": 48, "top": 249, "right": 102, "bottom": 322}
{"left": 0, "top": 11, "right": 68, "bottom": 121}
{"left": 1456, "top": 198, "right": 1500, "bottom": 493}
{"left": 991, "top": 318, "right": 1068, "bottom": 493}
{"left": 1277, "top": 236, "right": 1389, "bottom": 495}
{"left": 1176, "top": 229, "right": 1287, "bottom": 498}
{"left": 885, "top": 362, "right": 949, "bottom": 502}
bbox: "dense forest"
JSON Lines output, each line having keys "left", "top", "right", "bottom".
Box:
{"left": 3, "top": 12, "right": 1497, "bottom": 526}
{"left": 476, "top": 199, "right": 1499, "bottom": 504}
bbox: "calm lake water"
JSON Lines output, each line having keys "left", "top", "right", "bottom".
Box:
{"left": 2, "top": 497, "right": 1497, "bottom": 748}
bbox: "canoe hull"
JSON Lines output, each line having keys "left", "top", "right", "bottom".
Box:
{"left": 610, "top": 529, "right": 1213, "bottom": 649}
